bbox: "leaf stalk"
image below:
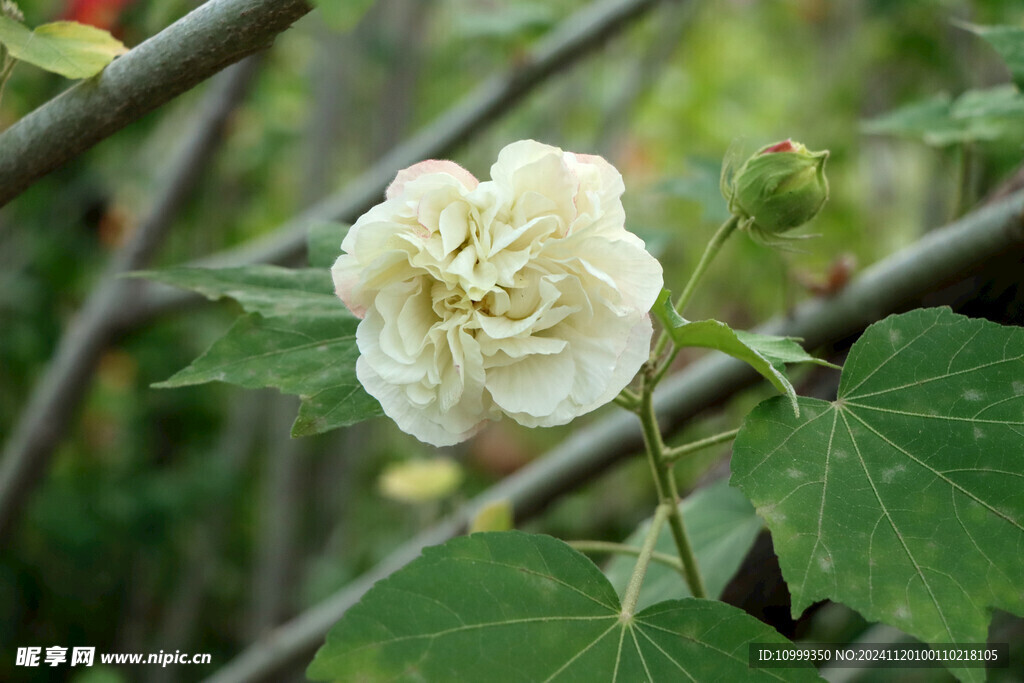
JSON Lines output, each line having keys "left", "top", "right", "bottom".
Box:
{"left": 620, "top": 503, "right": 670, "bottom": 618}
{"left": 663, "top": 427, "right": 740, "bottom": 465}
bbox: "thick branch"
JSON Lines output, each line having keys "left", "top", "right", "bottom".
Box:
{"left": 121, "top": 0, "right": 675, "bottom": 326}
{"left": 0, "top": 0, "right": 310, "bottom": 206}
{"left": 0, "top": 58, "right": 263, "bottom": 543}
{"left": 202, "top": 191, "right": 1024, "bottom": 683}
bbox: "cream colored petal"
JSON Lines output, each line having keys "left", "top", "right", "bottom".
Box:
{"left": 356, "top": 304, "right": 429, "bottom": 385}
{"left": 386, "top": 159, "right": 478, "bottom": 200}
{"left": 489, "top": 140, "right": 559, "bottom": 188}
{"left": 486, "top": 349, "right": 575, "bottom": 418}
{"left": 356, "top": 356, "right": 485, "bottom": 447}
{"left": 478, "top": 334, "right": 567, "bottom": 362}
{"left": 438, "top": 202, "right": 471, "bottom": 256}
{"left": 581, "top": 314, "right": 652, "bottom": 412}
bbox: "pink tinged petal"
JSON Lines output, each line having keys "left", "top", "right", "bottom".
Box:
{"left": 331, "top": 254, "right": 366, "bottom": 318}
{"left": 570, "top": 152, "right": 625, "bottom": 198}
{"left": 386, "top": 160, "right": 478, "bottom": 200}
{"left": 486, "top": 350, "right": 575, "bottom": 418}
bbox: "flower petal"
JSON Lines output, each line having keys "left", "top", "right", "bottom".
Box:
{"left": 386, "top": 159, "right": 478, "bottom": 200}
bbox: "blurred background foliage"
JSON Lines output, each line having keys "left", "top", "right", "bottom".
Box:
{"left": 1, "top": 0, "right": 1023, "bottom": 680}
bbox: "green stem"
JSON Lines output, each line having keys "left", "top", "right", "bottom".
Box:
{"left": 612, "top": 388, "right": 640, "bottom": 411}
{"left": 620, "top": 503, "right": 670, "bottom": 618}
{"left": 650, "top": 215, "right": 740, "bottom": 385}
{"left": 663, "top": 427, "right": 740, "bottom": 465}
{"left": 567, "top": 540, "right": 684, "bottom": 575}
{"left": 636, "top": 379, "right": 707, "bottom": 599}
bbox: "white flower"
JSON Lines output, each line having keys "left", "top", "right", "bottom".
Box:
{"left": 333, "top": 140, "right": 663, "bottom": 446}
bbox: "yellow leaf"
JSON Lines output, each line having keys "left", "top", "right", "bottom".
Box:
{"left": 0, "top": 17, "right": 128, "bottom": 79}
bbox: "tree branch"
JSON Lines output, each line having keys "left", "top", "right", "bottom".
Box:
{"left": 119, "top": 0, "right": 676, "bottom": 327}
{"left": 0, "top": 0, "right": 311, "bottom": 206}
{"left": 0, "top": 57, "right": 264, "bottom": 543}
{"left": 202, "top": 191, "right": 1024, "bottom": 683}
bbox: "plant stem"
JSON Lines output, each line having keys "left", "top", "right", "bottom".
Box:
{"left": 620, "top": 503, "right": 670, "bottom": 618}
{"left": 567, "top": 540, "right": 684, "bottom": 575}
{"left": 663, "top": 427, "right": 740, "bottom": 464}
{"left": 636, "top": 379, "right": 707, "bottom": 598}
{"left": 612, "top": 388, "right": 640, "bottom": 411}
{"left": 650, "top": 215, "right": 740, "bottom": 386}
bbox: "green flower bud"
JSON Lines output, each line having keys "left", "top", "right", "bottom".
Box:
{"left": 727, "top": 139, "right": 829, "bottom": 236}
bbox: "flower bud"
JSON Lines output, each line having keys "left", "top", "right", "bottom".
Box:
{"left": 727, "top": 139, "right": 829, "bottom": 236}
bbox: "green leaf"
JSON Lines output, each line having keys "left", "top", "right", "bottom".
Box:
{"left": 308, "top": 531, "right": 820, "bottom": 682}
{"left": 950, "top": 85, "right": 1024, "bottom": 119}
{"left": 861, "top": 93, "right": 1012, "bottom": 146}
{"left": 731, "top": 308, "right": 1024, "bottom": 683}
{"left": 734, "top": 331, "right": 839, "bottom": 370}
{"left": 654, "top": 290, "right": 828, "bottom": 415}
{"left": 310, "top": 0, "right": 375, "bottom": 32}
{"left": 0, "top": 17, "right": 127, "bottom": 79}
{"left": 307, "top": 221, "right": 349, "bottom": 268}
{"left": 155, "top": 312, "right": 382, "bottom": 435}
{"left": 959, "top": 22, "right": 1024, "bottom": 90}
{"left": 132, "top": 266, "right": 343, "bottom": 318}
{"left": 605, "top": 479, "right": 763, "bottom": 610}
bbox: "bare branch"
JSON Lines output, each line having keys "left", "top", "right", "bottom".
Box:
{"left": 202, "top": 191, "right": 1024, "bottom": 683}
{"left": 0, "top": 0, "right": 311, "bottom": 206}
{"left": 0, "top": 57, "right": 264, "bottom": 543}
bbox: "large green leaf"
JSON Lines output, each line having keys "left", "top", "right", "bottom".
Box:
{"left": 654, "top": 290, "right": 830, "bottom": 415}
{"left": 731, "top": 308, "right": 1024, "bottom": 682}
{"left": 133, "top": 266, "right": 342, "bottom": 318}
{"left": 0, "top": 16, "right": 127, "bottom": 79}
{"left": 308, "top": 531, "right": 819, "bottom": 682}
{"left": 155, "top": 312, "right": 381, "bottom": 435}
{"left": 960, "top": 23, "right": 1024, "bottom": 90}
{"left": 605, "top": 478, "right": 763, "bottom": 610}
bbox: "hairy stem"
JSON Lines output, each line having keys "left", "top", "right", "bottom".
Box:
{"left": 620, "top": 503, "right": 670, "bottom": 618}
{"left": 663, "top": 427, "right": 739, "bottom": 465}
{"left": 637, "top": 377, "right": 707, "bottom": 599}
